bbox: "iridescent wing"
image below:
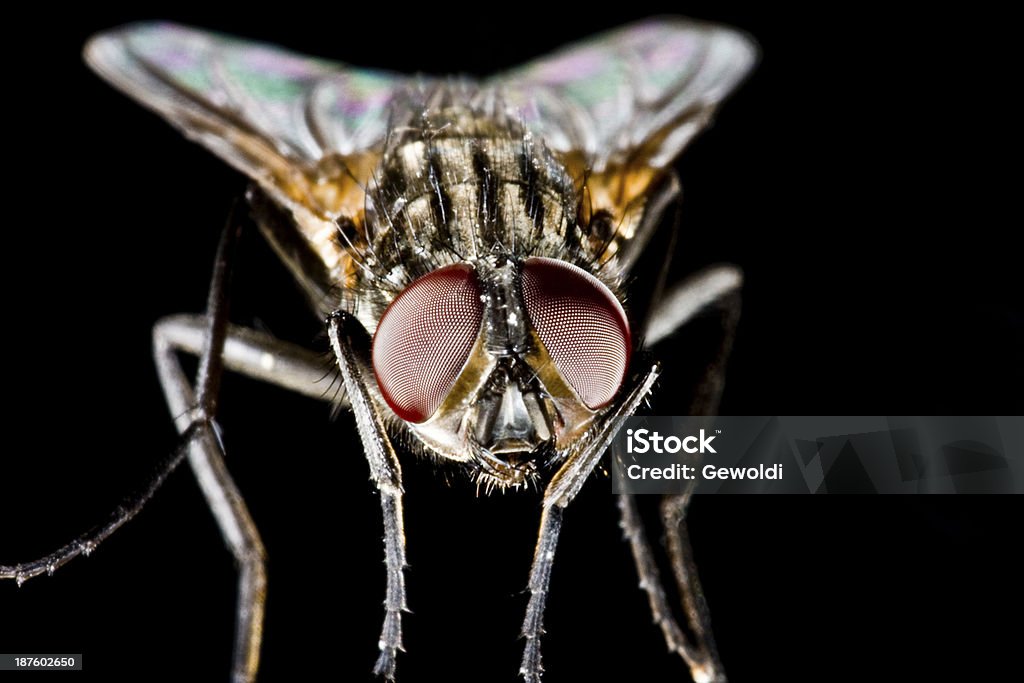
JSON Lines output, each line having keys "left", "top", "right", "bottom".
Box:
{"left": 85, "top": 23, "right": 408, "bottom": 216}
{"left": 86, "top": 19, "right": 755, "bottom": 211}
{"left": 85, "top": 23, "right": 427, "bottom": 305}
{"left": 85, "top": 20, "right": 756, "bottom": 288}
{"left": 500, "top": 18, "right": 757, "bottom": 171}
{"left": 497, "top": 19, "right": 757, "bottom": 267}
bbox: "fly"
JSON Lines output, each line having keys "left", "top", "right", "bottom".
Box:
{"left": 1, "top": 17, "right": 756, "bottom": 682}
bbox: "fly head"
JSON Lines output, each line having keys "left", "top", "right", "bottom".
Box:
{"left": 371, "top": 253, "right": 634, "bottom": 490}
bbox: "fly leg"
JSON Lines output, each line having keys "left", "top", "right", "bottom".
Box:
{"left": 327, "top": 311, "right": 407, "bottom": 681}
{"left": 645, "top": 264, "right": 742, "bottom": 348}
{"left": 3, "top": 258, "right": 341, "bottom": 683}
{"left": 0, "top": 438, "right": 191, "bottom": 585}
{"left": 619, "top": 266, "right": 741, "bottom": 682}
{"left": 3, "top": 312, "right": 338, "bottom": 586}
{"left": 152, "top": 321, "right": 345, "bottom": 683}
{"left": 154, "top": 314, "right": 341, "bottom": 404}
{"left": 520, "top": 364, "right": 660, "bottom": 682}
{"left": 152, "top": 211, "right": 267, "bottom": 683}
{"left": 618, "top": 487, "right": 724, "bottom": 683}
{"left": 132, "top": 269, "right": 350, "bottom": 682}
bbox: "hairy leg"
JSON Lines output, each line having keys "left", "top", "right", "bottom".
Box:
{"left": 619, "top": 264, "right": 742, "bottom": 681}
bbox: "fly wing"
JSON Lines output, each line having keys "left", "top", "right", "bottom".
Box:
{"left": 84, "top": 21, "right": 756, "bottom": 292}
{"left": 85, "top": 22, "right": 419, "bottom": 305}
{"left": 497, "top": 18, "right": 757, "bottom": 271}
{"left": 500, "top": 17, "right": 757, "bottom": 172}
{"left": 85, "top": 23, "right": 409, "bottom": 213}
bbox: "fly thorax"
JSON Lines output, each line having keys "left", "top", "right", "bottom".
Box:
{"left": 363, "top": 103, "right": 582, "bottom": 294}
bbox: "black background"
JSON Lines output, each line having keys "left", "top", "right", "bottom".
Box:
{"left": 2, "top": 4, "right": 1020, "bottom": 682}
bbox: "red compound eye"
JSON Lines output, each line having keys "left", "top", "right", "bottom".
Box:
{"left": 373, "top": 264, "right": 483, "bottom": 423}
{"left": 521, "top": 257, "right": 631, "bottom": 409}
